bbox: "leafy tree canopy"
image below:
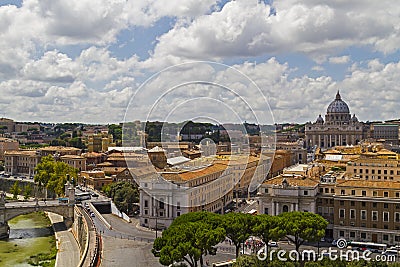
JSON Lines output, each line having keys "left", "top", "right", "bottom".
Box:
{"left": 278, "top": 211, "right": 328, "bottom": 252}
{"left": 34, "top": 155, "right": 78, "bottom": 196}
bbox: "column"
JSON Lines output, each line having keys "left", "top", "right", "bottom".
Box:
{"left": 291, "top": 203, "right": 295, "bottom": 212}
{"left": 275, "top": 202, "right": 279, "bottom": 215}
{"left": 271, "top": 201, "right": 275, "bottom": 216}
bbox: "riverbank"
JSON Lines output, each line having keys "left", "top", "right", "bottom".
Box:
{"left": 0, "top": 212, "right": 57, "bottom": 267}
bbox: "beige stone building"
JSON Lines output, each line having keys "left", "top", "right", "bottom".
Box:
{"left": 0, "top": 138, "right": 19, "bottom": 161}
{"left": 306, "top": 91, "right": 367, "bottom": 150}
{"left": 60, "top": 155, "right": 86, "bottom": 171}
{"left": 4, "top": 150, "right": 40, "bottom": 176}
{"left": 333, "top": 180, "right": 400, "bottom": 244}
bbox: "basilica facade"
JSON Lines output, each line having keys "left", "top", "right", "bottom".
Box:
{"left": 305, "top": 91, "right": 367, "bottom": 150}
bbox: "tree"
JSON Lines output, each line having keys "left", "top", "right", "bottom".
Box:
{"left": 153, "top": 212, "right": 226, "bottom": 267}
{"left": 278, "top": 211, "right": 328, "bottom": 253}
{"left": 23, "top": 184, "right": 32, "bottom": 200}
{"left": 34, "top": 155, "right": 78, "bottom": 197}
{"left": 232, "top": 255, "right": 265, "bottom": 267}
{"left": 222, "top": 212, "right": 255, "bottom": 258}
{"left": 102, "top": 182, "right": 139, "bottom": 214}
{"left": 10, "top": 181, "right": 21, "bottom": 200}
{"left": 253, "top": 214, "right": 286, "bottom": 258}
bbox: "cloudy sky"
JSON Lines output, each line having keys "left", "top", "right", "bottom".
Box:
{"left": 1, "top": 0, "right": 400, "bottom": 124}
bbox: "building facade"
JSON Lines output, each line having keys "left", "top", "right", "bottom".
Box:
{"left": 257, "top": 156, "right": 400, "bottom": 245}
{"left": 305, "top": 92, "right": 367, "bottom": 150}
{"left": 0, "top": 138, "right": 19, "bottom": 161}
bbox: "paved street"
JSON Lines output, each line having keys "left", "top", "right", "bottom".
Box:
{"left": 47, "top": 212, "right": 80, "bottom": 267}
{"left": 101, "top": 235, "right": 163, "bottom": 267}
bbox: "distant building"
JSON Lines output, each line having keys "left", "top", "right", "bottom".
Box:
{"left": 0, "top": 138, "right": 19, "bottom": 161}
{"left": 305, "top": 91, "right": 367, "bottom": 150}
{"left": 372, "top": 124, "right": 399, "bottom": 145}
{"left": 80, "top": 170, "right": 113, "bottom": 190}
{"left": 4, "top": 150, "right": 40, "bottom": 176}
{"left": 4, "top": 146, "right": 85, "bottom": 176}
{"left": 87, "top": 133, "right": 115, "bottom": 152}
{"left": 276, "top": 140, "right": 307, "bottom": 164}
{"left": 60, "top": 155, "right": 86, "bottom": 171}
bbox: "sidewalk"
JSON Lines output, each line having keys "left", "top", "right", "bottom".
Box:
{"left": 47, "top": 212, "right": 80, "bottom": 267}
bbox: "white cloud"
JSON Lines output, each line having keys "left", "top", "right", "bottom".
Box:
{"left": 148, "top": 0, "right": 400, "bottom": 65}
{"left": 329, "top": 56, "right": 350, "bottom": 64}
{"left": 312, "top": 65, "right": 324, "bottom": 71}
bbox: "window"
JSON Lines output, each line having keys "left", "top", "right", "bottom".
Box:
{"left": 325, "top": 188, "right": 329, "bottom": 193}
{"left": 373, "top": 191, "right": 378, "bottom": 197}
{"left": 372, "top": 211, "right": 378, "bottom": 221}
{"left": 339, "top": 231, "right": 345, "bottom": 237}
{"left": 384, "top": 192, "right": 389, "bottom": 197}
{"left": 159, "top": 200, "right": 164, "bottom": 209}
{"left": 339, "top": 209, "right": 345, "bottom": 218}
{"left": 304, "top": 190, "right": 308, "bottom": 196}
{"left": 177, "top": 212, "right": 181, "bottom": 217}
{"left": 159, "top": 211, "right": 164, "bottom": 217}
{"left": 395, "top": 236, "right": 400, "bottom": 242}
{"left": 351, "top": 190, "right": 356, "bottom": 195}
{"left": 383, "top": 212, "right": 389, "bottom": 222}
{"left": 396, "top": 192, "right": 400, "bottom": 198}
{"left": 361, "top": 202, "right": 366, "bottom": 207}
{"left": 351, "top": 201, "right": 355, "bottom": 206}
{"left": 331, "top": 189, "right": 335, "bottom": 193}
{"left": 350, "top": 209, "right": 356, "bottom": 219}
{"left": 361, "top": 233, "right": 366, "bottom": 239}
{"left": 264, "top": 208, "right": 269, "bottom": 214}
{"left": 383, "top": 235, "right": 389, "bottom": 241}
{"left": 341, "top": 190, "right": 345, "bottom": 195}
{"left": 395, "top": 212, "right": 400, "bottom": 223}
{"left": 350, "top": 232, "right": 355, "bottom": 238}
{"left": 144, "top": 209, "right": 148, "bottom": 215}
{"left": 384, "top": 203, "right": 389, "bottom": 209}
{"left": 177, "top": 202, "right": 181, "bottom": 210}
{"left": 144, "top": 200, "right": 148, "bottom": 208}
{"left": 340, "top": 200, "right": 344, "bottom": 206}
{"left": 362, "top": 191, "right": 366, "bottom": 196}
{"left": 373, "top": 202, "right": 377, "bottom": 208}
{"left": 361, "top": 210, "right": 366, "bottom": 220}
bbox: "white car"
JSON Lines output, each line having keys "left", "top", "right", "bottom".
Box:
{"left": 268, "top": 241, "right": 278, "bottom": 247}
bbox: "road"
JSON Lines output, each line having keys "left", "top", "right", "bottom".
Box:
{"left": 47, "top": 212, "right": 80, "bottom": 267}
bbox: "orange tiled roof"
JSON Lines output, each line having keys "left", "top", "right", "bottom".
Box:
{"left": 263, "top": 176, "right": 319, "bottom": 187}
{"left": 161, "top": 163, "right": 228, "bottom": 183}
{"left": 337, "top": 180, "right": 400, "bottom": 189}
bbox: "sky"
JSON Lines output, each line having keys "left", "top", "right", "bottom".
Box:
{"left": 1, "top": 0, "right": 400, "bottom": 124}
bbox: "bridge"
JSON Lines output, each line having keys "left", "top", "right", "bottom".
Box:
{"left": 0, "top": 192, "right": 75, "bottom": 239}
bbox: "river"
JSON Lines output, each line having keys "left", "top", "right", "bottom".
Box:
{"left": 0, "top": 212, "right": 56, "bottom": 267}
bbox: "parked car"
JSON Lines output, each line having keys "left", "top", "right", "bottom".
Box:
{"left": 90, "top": 212, "right": 95, "bottom": 218}
{"left": 90, "top": 192, "right": 99, "bottom": 198}
{"left": 268, "top": 241, "right": 278, "bottom": 247}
